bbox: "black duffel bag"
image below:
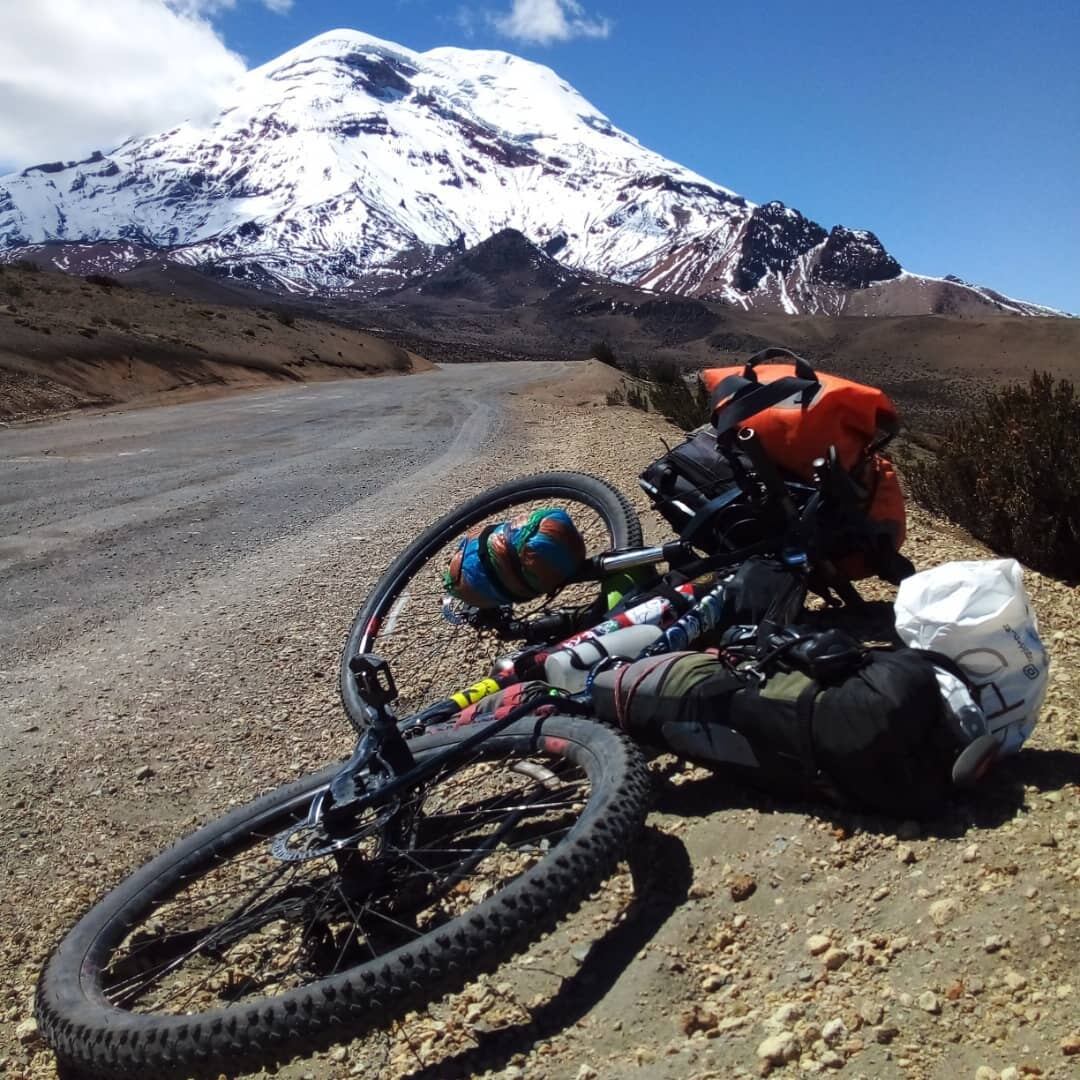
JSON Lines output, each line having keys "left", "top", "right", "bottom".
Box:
{"left": 592, "top": 638, "right": 972, "bottom": 817}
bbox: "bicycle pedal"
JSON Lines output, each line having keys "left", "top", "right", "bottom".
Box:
{"left": 349, "top": 653, "right": 398, "bottom": 707}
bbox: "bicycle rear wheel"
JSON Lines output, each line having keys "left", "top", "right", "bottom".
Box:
{"left": 36, "top": 715, "right": 650, "bottom": 1078}
{"left": 340, "top": 472, "right": 644, "bottom": 731}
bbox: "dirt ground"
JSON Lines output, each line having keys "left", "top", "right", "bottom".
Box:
{"left": 0, "top": 263, "right": 429, "bottom": 421}
{"left": 1, "top": 366, "right": 1077, "bottom": 1080}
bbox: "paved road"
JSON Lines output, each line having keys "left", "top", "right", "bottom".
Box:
{"left": 0, "top": 363, "right": 564, "bottom": 664}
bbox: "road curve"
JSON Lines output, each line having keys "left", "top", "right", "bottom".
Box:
{"left": 0, "top": 362, "right": 568, "bottom": 664}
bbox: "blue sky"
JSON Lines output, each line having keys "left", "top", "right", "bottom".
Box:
{"left": 3, "top": 0, "right": 1078, "bottom": 311}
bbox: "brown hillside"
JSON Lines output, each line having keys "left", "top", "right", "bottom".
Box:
{"left": 0, "top": 263, "right": 431, "bottom": 421}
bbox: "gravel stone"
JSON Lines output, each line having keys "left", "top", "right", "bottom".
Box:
{"left": 757, "top": 1032, "right": 800, "bottom": 1065}
{"left": 929, "top": 898, "right": 960, "bottom": 927}
{"left": 858, "top": 1000, "right": 884, "bottom": 1026}
{"left": 821, "top": 1018, "right": 848, "bottom": 1046}
{"left": 730, "top": 873, "right": 757, "bottom": 902}
{"left": 918, "top": 991, "right": 942, "bottom": 1014}
{"left": 822, "top": 947, "right": 849, "bottom": 971}
{"left": 14, "top": 1019, "right": 38, "bottom": 1045}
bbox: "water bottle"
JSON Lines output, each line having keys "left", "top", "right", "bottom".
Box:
{"left": 658, "top": 582, "right": 728, "bottom": 652}
{"left": 544, "top": 624, "right": 663, "bottom": 693}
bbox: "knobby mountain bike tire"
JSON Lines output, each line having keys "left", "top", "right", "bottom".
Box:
{"left": 339, "top": 471, "right": 644, "bottom": 731}
{"left": 36, "top": 715, "right": 650, "bottom": 1078}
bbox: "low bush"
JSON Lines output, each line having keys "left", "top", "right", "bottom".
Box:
{"left": 85, "top": 273, "right": 122, "bottom": 289}
{"left": 905, "top": 371, "right": 1080, "bottom": 579}
{"left": 603, "top": 356, "right": 709, "bottom": 431}
{"left": 589, "top": 340, "right": 618, "bottom": 368}
{"left": 389, "top": 348, "right": 412, "bottom": 372}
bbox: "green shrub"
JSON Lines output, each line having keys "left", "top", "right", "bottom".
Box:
{"left": 649, "top": 375, "right": 708, "bottom": 430}
{"left": 388, "top": 348, "right": 412, "bottom": 372}
{"left": 601, "top": 355, "right": 709, "bottom": 431}
{"left": 906, "top": 371, "right": 1080, "bottom": 579}
{"left": 589, "top": 340, "right": 618, "bottom": 368}
{"left": 638, "top": 358, "right": 708, "bottom": 430}
{"left": 85, "top": 273, "right": 121, "bottom": 288}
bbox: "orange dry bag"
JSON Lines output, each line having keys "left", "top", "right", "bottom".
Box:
{"left": 701, "top": 348, "right": 898, "bottom": 478}
{"left": 700, "top": 348, "right": 906, "bottom": 580}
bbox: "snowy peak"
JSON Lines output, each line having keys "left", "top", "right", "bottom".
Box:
{"left": 0, "top": 29, "right": 1062, "bottom": 316}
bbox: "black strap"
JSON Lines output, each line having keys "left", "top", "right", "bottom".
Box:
{"left": 746, "top": 347, "right": 818, "bottom": 383}
{"left": 755, "top": 574, "right": 810, "bottom": 646}
{"left": 679, "top": 486, "right": 745, "bottom": 546}
{"left": 711, "top": 374, "right": 821, "bottom": 438}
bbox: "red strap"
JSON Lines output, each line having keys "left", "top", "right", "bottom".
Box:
{"left": 614, "top": 655, "right": 673, "bottom": 731}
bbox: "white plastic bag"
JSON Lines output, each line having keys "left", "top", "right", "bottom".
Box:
{"left": 894, "top": 559, "right": 1049, "bottom": 755}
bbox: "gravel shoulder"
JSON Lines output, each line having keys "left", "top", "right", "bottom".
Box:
{"left": 1, "top": 369, "right": 1078, "bottom": 1080}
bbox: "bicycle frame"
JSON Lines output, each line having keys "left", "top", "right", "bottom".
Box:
{"left": 312, "top": 427, "right": 872, "bottom": 845}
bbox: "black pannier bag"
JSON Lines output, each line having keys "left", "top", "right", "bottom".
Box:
{"left": 592, "top": 642, "right": 963, "bottom": 816}
{"left": 639, "top": 426, "right": 806, "bottom": 552}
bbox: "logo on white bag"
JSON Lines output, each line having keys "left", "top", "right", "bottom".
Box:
{"left": 1023, "top": 664, "right": 1040, "bottom": 680}
{"left": 1002, "top": 623, "right": 1036, "bottom": 664}
{"left": 954, "top": 646, "right": 1027, "bottom": 723}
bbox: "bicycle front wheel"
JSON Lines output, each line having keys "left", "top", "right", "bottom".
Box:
{"left": 36, "top": 715, "right": 650, "bottom": 1078}
{"left": 340, "top": 471, "right": 644, "bottom": 730}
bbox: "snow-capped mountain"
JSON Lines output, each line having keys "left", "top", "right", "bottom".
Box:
{"left": 0, "top": 29, "right": 1060, "bottom": 316}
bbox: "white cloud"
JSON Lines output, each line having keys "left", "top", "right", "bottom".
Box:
{"left": 0, "top": 0, "right": 290, "bottom": 174}
{"left": 168, "top": 0, "right": 293, "bottom": 14}
{"left": 492, "top": 0, "right": 611, "bottom": 45}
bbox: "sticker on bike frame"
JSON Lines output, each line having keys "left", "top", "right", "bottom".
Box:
{"left": 451, "top": 677, "right": 501, "bottom": 709}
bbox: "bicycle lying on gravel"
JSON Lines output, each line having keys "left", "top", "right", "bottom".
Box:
{"left": 36, "top": 429, "right": 895, "bottom": 1077}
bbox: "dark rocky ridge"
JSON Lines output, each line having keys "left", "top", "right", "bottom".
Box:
{"left": 735, "top": 202, "right": 828, "bottom": 291}
{"left": 815, "top": 226, "right": 902, "bottom": 288}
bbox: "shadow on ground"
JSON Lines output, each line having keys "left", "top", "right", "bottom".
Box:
{"left": 397, "top": 825, "right": 693, "bottom": 1080}
{"left": 652, "top": 745, "right": 1080, "bottom": 841}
